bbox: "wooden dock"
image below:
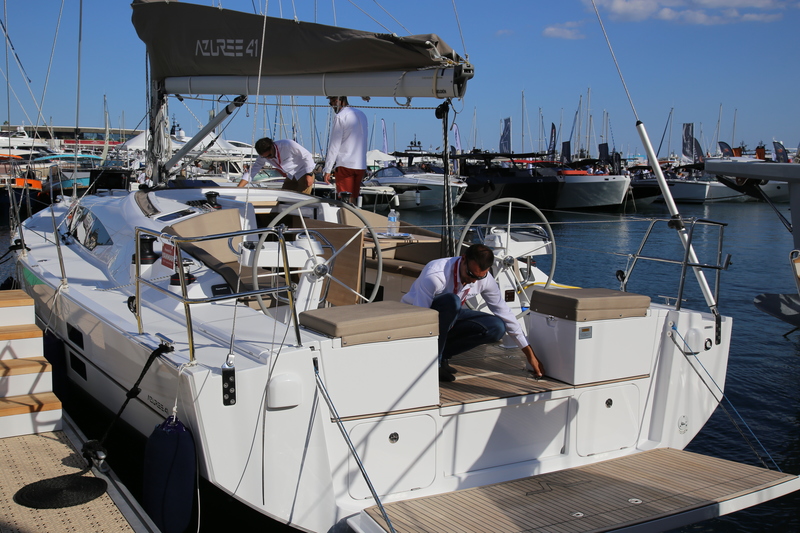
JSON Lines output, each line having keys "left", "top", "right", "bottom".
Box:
{"left": 0, "top": 415, "right": 157, "bottom": 532}
{"left": 0, "top": 289, "right": 158, "bottom": 533}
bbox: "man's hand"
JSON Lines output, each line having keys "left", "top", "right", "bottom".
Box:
{"left": 323, "top": 172, "right": 332, "bottom": 184}
{"left": 522, "top": 345, "right": 544, "bottom": 378}
{"left": 302, "top": 173, "right": 314, "bottom": 189}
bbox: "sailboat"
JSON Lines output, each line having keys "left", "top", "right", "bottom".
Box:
{"left": 10, "top": 2, "right": 799, "bottom": 532}
{"left": 665, "top": 124, "right": 752, "bottom": 203}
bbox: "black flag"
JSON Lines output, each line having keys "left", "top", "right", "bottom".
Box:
{"left": 547, "top": 123, "right": 556, "bottom": 161}
{"left": 773, "top": 141, "right": 789, "bottom": 163}
{"left": 560, "top": 141, "right": 571, "bottom": 164}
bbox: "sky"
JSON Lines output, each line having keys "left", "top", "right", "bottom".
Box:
{"left": 1, "top": 0, "right": 798, "bottom": 160}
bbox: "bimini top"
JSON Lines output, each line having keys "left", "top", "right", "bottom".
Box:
{"left": 131, "top": 0, "right": 473, "bottom": 99}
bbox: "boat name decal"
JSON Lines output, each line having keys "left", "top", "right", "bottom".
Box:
{"left": 147, "top": 394, "right": 170, "bottom": 415}
{"left": 195, "top": 39, "right": 260, "bottom": 58}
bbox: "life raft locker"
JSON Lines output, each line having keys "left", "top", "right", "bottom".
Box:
{"left": 348, "top": 448, "right": 800, "bottom": 533}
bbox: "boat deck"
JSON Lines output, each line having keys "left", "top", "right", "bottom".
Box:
{"left": 362, "top": 447, "right": 799, "bottom": 532}
{"left": 439, "top": 343, "right": 573, "bottom": 406}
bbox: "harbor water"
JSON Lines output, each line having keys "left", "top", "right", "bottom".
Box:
{"left": 2, "top": 199, "right": 798, "bottom": 532}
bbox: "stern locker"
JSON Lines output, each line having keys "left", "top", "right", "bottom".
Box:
{"left": 527, "top": 288, "right": 658, "bottom": 386}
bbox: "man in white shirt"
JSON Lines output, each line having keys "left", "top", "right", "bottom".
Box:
{"left": 322, "top": 96, "right": 368, "bottom": 201}
{"left": 238, "top": 138, "right": 317, "bottom": 194}
{"left": 402, "top": 244, "right": 545, "bottom": 382}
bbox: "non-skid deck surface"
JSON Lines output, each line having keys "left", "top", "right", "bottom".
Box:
{"left": 363, "top": 447, "right": 796, "bottom": 532}
{"left": 439, "top": 343, "right": 571, "bottom": 406}
{"left": 0, "top": 431, "right": 135, "bottom": 533}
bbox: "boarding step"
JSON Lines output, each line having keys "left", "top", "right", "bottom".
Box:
{"left": 351, "top": 448, "right": 800, "bottom": 533}
{"left": 0, "top": 392, "right": 62, "bottom": 438}
{"left": 0, "top": 323, "right": 44, "bottom": 360}
{"left": 0, "top": 356, "right": 53, "bottom": 396}
{"left": 0, "top": 289, "right": 35, "bottom": 327}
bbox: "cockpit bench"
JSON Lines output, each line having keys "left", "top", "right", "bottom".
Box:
{"left": 299, "top": 300, "right": 438, "bottom": 347}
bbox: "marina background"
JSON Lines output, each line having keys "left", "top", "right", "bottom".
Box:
{"left": 1, "top": 1, "right": 797, "bottom": 157}
{"left": 2, "top": 198, "right": 799, "bottom": 531}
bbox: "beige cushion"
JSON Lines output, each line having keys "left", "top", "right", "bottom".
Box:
{"left": 531, "top": 288, "right": 650, "bottom": 321}
{"left": 299, "top": 300, "right": 438, "bottom": 346}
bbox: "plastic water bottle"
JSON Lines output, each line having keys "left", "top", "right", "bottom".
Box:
{"left": 387, "top": 209, "right": 399, "bottom": 235}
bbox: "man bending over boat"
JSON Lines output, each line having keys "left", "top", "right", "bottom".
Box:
{"left": 238, "top": 137, "right": 316, "bottom": 194}
{"left": 402, "top": 244, "right": 545, "bottom": 382}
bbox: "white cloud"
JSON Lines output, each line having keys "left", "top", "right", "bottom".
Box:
{"left": 495, "top": 29, "right": 514, "bottom": 38}
{"left": 585, "top": 0, "right": 786, "bottom": 24}
{"left": 543, "top": 21, "right": 586, "bottom": 39}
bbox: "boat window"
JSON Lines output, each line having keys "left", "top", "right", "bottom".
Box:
{"left": 374, "top": 167, "right": 404, "bottom": 178}
{"left": 67, "top": 206, "right": 113, "bottom": 250}
{"left": 156, "top": 209, "right": 196, "bottom": 222}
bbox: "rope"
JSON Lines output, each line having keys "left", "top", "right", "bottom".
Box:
{"left": 371, "top": 0, "right": 412, "bottom": 35}
{"left": 347, "top": 0, "right": 393, "bottom": 33}
{"left": 589, "top": 0, "right": 638, "bottom": 121}
{"left": 450, "top": 0, "right": 468, "bottom": 61}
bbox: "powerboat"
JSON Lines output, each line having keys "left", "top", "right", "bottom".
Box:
{"left": 364, "top": 164, "right": 467, "bottom": 210}
{"left": 456, "top": 153, "right": 562, "bottom": 209}
{"left": 553, "top": 169, "right": 631, "bottom": 210}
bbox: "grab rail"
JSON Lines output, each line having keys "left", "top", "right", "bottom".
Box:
{"left": 133, "top": 225, "right": 307, "bottom": 362}
{"left": 619, "top": 217, "right": 730, "bottom": 313}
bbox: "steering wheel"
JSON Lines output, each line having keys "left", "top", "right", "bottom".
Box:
{"left": 249, "top": 197, "right": 383, "bottom": 314}
{"left": 456, "top": 198, "right": 556, "bottom": 318}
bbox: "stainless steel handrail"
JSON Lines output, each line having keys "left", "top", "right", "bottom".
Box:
{"left": 620, "top": 217, "right": 730, "bottom": 313}
{"left": 133, "top": 225, "right": 314, "bottom": 361}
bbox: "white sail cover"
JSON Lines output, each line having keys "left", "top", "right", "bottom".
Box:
{"left": 131, "top": 0, "right": 473, "bottom": 98}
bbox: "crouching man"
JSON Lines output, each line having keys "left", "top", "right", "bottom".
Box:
{"left": 401, "top": 244, "right": 545, "bottom": 382}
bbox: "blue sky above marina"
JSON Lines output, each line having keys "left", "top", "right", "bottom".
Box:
{"left": 1, "top": 0, "right": 797, "bottom": 158}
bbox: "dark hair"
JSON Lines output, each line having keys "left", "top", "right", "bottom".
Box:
{"left": 254, "top": 137, "right": 274, "bottom": 155}
{"left": 464, "top": 244, "right": 494, "bottom": 270}
{"left": 328, "top": 96, "right": 349, "bottom": 105}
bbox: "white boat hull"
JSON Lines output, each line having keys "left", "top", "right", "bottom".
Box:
{"left": 12, "top": 187, "right": 794, "bottom": 532}
{"left": 554, "top": 174, "right": 631, "bottom": 210}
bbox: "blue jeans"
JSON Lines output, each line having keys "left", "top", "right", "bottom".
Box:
{"left": 431, "top": 293, "right": 506, "bottom": 365}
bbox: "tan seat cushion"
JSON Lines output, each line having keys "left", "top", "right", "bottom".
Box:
{"left": 531, "top": 288, "right": 650, "bottom": 321}
{"left": 299, "top": 300, "right": 438, "bottom": 346}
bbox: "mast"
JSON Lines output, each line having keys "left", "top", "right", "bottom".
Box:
{"left": 713, "top": 103, "right": 722, "bottom": 156}
{"left": 521, "top": 90, "right": 525, "bottom": 153}
{"left": 575, "top": 94, "right": 582, "bottom": 158}
{"left": 4, "top": 0, "right": 9, "bottom": 152}
{"left": 585, "top": 87, "right": 591, "bottom": 159}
